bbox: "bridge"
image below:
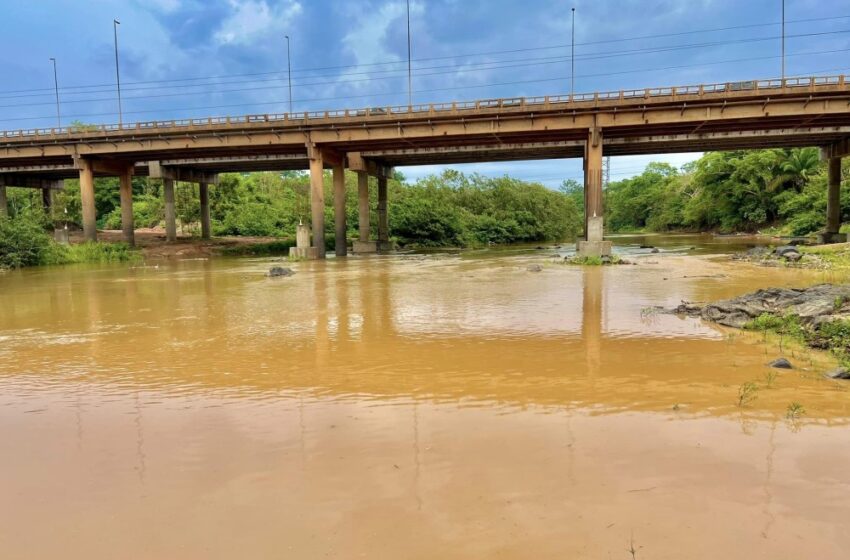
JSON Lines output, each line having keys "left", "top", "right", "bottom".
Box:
{"left": 0, "top": 75, "right": 849, "bottom": 257}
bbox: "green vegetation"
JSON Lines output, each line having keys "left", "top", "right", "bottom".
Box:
{"left": 564, "top": 254, "right": 622, "bottom": 266}
{"left": 602, "top": 148, "right": 848, "bottom": 236}
{"left": 786, "top": 402, "right": 806, "bottom": 419}
{"left": 0, "top": 211, "right": 138, "bottom": 269}
{"left": 737, "top": 381, "right": 759, "bottom": 407}
{"left": 218, "top": 240, "right": 296, "bottom": 256}
{"left": 745, "top": 312, "right": 850, "bottom": 367}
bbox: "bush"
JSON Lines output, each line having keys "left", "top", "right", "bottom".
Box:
{"left": 0, "top": 211, "right": 54, "bottom": 268}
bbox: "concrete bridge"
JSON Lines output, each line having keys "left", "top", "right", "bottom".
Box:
{"left": 1, "top": 75, "right": 849, "bottom": 256}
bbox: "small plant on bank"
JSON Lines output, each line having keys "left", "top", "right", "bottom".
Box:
{"left": 785, "top": 402, "right": 805, "bottom": 419}
{"left": 564, "top": 254, "right": 621, "bottom": 266}
{"left": 737, "top": 381, "right": 759, "bottom": 407}
{"left": 763, "top": 370, "right": 778, "bottom": 388}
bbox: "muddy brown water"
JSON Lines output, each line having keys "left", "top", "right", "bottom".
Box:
{"left": 2, "top": 242, "right": 850, "bottom": 559}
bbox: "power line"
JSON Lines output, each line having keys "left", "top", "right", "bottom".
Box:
{"left": 1, "top": 46, "right": 847, "bottom": 112}
{"left": 1, "top": 13, "right": 849, "bottom": 97}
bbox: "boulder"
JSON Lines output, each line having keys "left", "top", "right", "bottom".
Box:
{"left": 825, "top": 367, "right": 850, "bottom": 380}
{"left": 783, "top": 251, "right": 802, "bottom": 262}
{"left": 650, "top": 248, "right": 660, "bottom": 254}
{"left": 269, "top": 266, "right": 295, "bottom": 278}
{"left": 768, "top": 358, "right": 793, "bottom": 369}
{"left": 527, "top": 264, "right": 543, "bottom": 272}
{"left": 775, "top": 245, "right": 799, "bottom": 257}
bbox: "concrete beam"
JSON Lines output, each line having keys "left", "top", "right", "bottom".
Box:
{"left": 72, "top": 156, "right": 134, "bottom": 176}
{"left": 306, "top": 143, "right": 343, "bottom": 167}
{"left": 823, "top": 138, "right": 850, "bottom": 159}
{"left": 347, "top": 152, "right": 393, "bottom": 178}
{"left": 0, "top": 175, "right": 64, "bottom": 189}
{"left": 148, "top": 161, "right": 219, "bottom": 184}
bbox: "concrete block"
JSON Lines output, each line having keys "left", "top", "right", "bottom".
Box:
{"left": 352, "top": 240, "right": 378, "bottom": 253}
{"left": 576, "top": 240, "right": 612, "bottom": 257}
{"left": 289, "top": 246, "right": 319, "bottom": 260}
{"left": 586, "top": 216, "right": 604, "bottom": 242}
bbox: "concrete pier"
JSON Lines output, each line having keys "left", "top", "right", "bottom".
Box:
{"left": 199, "top": 182, "right": 211, "bottom": 240}
{"left": 353, "top": 171, "right": 377, "bottom": 253}
{"left": 289, "top": 223, "right": 318, "bottom": 259}
{"left": 309, "top": 152, "right": 326, "bottom": 258}
{"left": 41, "top": 187, "right": 53, "bottom": 214}
{"left": 333, "top": 162, "right": 347, "bottom": 257}
{"left": 79, "top": 160, "right": 97, "bottom": 242}
{"left": 0, "top": 185, "right": 6, "bottom": 216}
{"left": 119, "top": 166, "right": 135, "bottom": 246}
{"left": 377, "top": 175, "right": 389, "bottom": 251}
{"left": 577, "top": 128, "right": 612, "bottom": 257}
{"left": 820, "top": 157, "right": 847, "bottom": 244}
{"left": 163, "top": 178, "right": 177, "bottom": 242}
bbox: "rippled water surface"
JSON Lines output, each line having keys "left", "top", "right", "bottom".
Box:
{"left": 2, "top": 243, "right": 850, "bottom": 559}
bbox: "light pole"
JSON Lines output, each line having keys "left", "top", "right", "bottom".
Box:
{"left": 113, "top": 19, "right": 123, "bottom": 126}
{"left": 49, "top": 57, "right": 61, "bottom": 128}
{"left": 571, "top": 7, "right": 576, "bottom": 97}
{"left": 781, "top": 0, "right": 786, "bottom": 80}
{"left": 285, "top": 35, "right": 293, "bottom": 113}
{"left": 406, "top": 0, "right": 413, "bottom": 107}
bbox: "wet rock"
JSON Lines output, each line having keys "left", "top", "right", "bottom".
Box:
{"left": 601, "top": 256, "right": 612, "bottom": 264}
{"left": 535, "top": 246, "right": 545, "bottom": 250}
{"left": 268, "top": 266, "right": 295, "bottom": 278}
{"left": 768, "top": 358, "right": 793, "bottom": 369}
{"left": 783, "top": 251, "right": 802, "bottom": 262}
{"left": 650, "top": 248, "right": 660, "bottom": 254}
{"left": 825, "top": 367, "right": 850, "bottom": 380}
{"left": 526, "top": 264, "right": 543, "bottom": 272}
{"left": 775, "top": 245, "right": 799, "bottom": 257}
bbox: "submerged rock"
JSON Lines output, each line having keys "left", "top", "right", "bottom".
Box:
{"left": 526, "top": 264, "right": 543, "bottom": 272}
{"left": 650, "top": 248, "right": 661, "bottom": 254}
{"left": 768, "top": 358, "right": 793, "bottom": 369}
{"left": 268, "top": 266, "right": 295, "bottom": 278}
{"left": 825, "top": 367, "right": 850, "bottom": 380}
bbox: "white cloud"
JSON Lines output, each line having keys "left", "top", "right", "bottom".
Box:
{"left": 214, "top": 0, "right": 302, "bottom": 45}
{"left": 145, "top": 0, "right": 182, "bottom": 12}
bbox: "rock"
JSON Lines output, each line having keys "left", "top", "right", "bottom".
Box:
{"left": 775, "top": 245, "right": 799, "bottom": 257}
{"left": 783, "top": 251, "right": 802, "bottom": 262}
{"left": 825, "top": 367, "right": 850, "bottom": 380}
{"left": 650, "top": 248, "right": 660, "bottom": 254}
{"left": 768, "top": 358, "right": 793, "bottom": 369}
{"left": 535, "top": 246, "right": 545, "bottom": 250}
{"left": 601, "top": 256, "right": 612, "bottom": 264}
{"left": 268, "top": 266, "right": 295, "bottom": 278}
{"left": 526, "top": 264, "right": 543, "bottom": 272}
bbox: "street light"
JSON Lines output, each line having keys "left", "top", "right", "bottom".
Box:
{"left": 571, "top": 7, "right": 576, "bottom": 97}
{"left": 285, "top": 34, "right": 293, "bottom": 114}
{"left": 49, "top": 57, "right": 61, "bottom": 128}
{"left": 781, "top": 0, "right": 786, "bottom": 80}
{"left": 113, "top": 19, "right": 123, "bottom": 126}
{"left": 406, "top": 0, "right": 413, "bottom": 107}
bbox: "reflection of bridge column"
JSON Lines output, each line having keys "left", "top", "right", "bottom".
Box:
{"left": 577, "top": 127, "right": 611, "bottom": 257}
{"left": 581, "top": 266, "right": 603, "bottom": 378}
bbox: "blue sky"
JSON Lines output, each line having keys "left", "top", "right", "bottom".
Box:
{"left": 0, "top": 0, "right": 847, "bottom": 186}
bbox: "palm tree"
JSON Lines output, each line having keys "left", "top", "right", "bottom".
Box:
{"left": 769, "top": 148, "right": 822, "bottom": 192}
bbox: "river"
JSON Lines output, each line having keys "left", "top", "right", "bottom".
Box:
{"left": 2, "top": 236, "right": 849, "bottom": 559}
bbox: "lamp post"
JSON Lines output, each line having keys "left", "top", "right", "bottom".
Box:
{"left": 571, "top": 7, "right": 576, "bottom": 97}
{"left": 285, "top": 34, "right": 293, "bottom": 114}
{"left": 406, "top": 0, "right": 413, "bottom": 107}
{"left": 49, "top": 57, "right": 61, "bottom": 128}
{"left": 781, "top": 0, "right": 786, "bottom": 80}
{"left": 113, "top": 19, "right": 123, "bottom": 126}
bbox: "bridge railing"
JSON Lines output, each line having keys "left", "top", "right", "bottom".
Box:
{"left": 0, "top": 74, "right": 846, "bottom": 140}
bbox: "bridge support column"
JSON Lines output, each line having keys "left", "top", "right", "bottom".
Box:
{"left": 309, "top": 150, "right": 326, "bottom": 258}
{"left": 819, "top": 157, "right": 846, "bottom": 244}
{"left": 41, "top": 187, "right": 53, "bottom": 214}
{"left": 577, "top": 127, "right": 611, "bottom": 258}
{"left": 119, "top": 166, "right": 135, "bottom": 247}
{"left": 333, "top": 162, "right": 347, "bottom": 257}
{"left": 163, "top": 178, "right": 177, "bottom": 242}
{"left": 0, "top": 185, "right": 6, "bottom": 217}
{"left": 199, "top": 182, "right": 211, "bottom": 240}
{"left": 377, "top": 175, "right": 389, "bottom": 251}
{"left": 353, "top": 171, "right": 376, "bottom": 253}
{"left": 79, "top": 160, "right": 97, "bottom": 242}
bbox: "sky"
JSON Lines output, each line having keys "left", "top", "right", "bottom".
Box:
{"left": 0, "top": 0, "right": 847, "bottom": 186}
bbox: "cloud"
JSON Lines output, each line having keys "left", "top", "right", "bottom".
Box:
{"left": 214, "top": 0, "right": 302, "bottom": 45}
{"left": 145, "top": 0, "right": 182, "bottom": 12}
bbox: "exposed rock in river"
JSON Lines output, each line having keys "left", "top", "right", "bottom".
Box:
{"left": 675, "top": 284, "right": 850, "bottom": 329}
{"left": 768, "top": 358, "right": 793, "bottom": 369}
{"left": 268, "top": 266, "right": 295, "bottom": 278}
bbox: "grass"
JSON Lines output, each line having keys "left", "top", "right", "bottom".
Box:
{"left": 786, "top": 402, "right": 806, "bottom": 419}
{"left": 744, "top": 311, "right": 850, "bottom": 368}
{"left": 217, "top": 239, "right": 295, "bottom": 256}
{"left": 737, "top": 381, "right": 759, "bottom": 407}
{"left": 564, "top": 254, "right": 622, "bottom": 266}
{"left": 43, "top": 241, "right": 141, "bottom": 266}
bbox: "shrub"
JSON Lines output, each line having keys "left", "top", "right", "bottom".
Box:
{"left": 0, "top": 211, "right": 54, "bottom": 268}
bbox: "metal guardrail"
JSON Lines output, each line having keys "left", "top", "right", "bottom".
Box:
{"left": 0, "top": 75, "right": 846, "bottom": 140}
